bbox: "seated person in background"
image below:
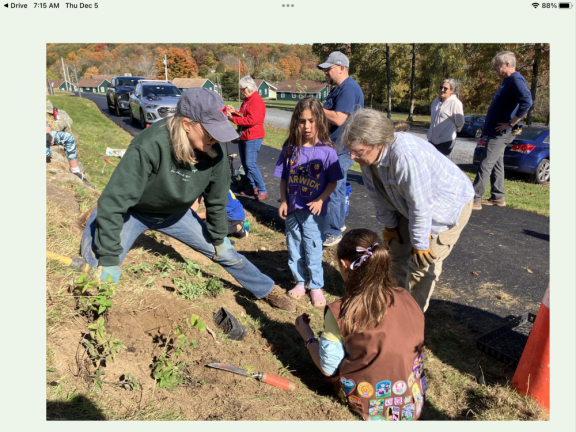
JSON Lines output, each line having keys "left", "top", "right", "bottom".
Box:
{"left": 192, "top": 190, "right": 249, "bottom": 238}
{"left": 393, "top": 120, "right": 410, "bottom": 132}
{"left": 46, "top": 122, "right": 90, "bottom": 184}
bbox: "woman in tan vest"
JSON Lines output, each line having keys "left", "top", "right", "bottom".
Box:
{"left": 295, "top": 229, "right": 426, "bottom": 421}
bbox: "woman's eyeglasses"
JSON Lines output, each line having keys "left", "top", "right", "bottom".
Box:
{"left": 440, "top": 86, "right": 451, "bottom": 91}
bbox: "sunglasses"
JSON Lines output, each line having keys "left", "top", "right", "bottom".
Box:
{"left": 240, "top": 87, "right": 248, "bottom": 91}
{"left": 440, "top": 86, "right": 451, "bottom": 91}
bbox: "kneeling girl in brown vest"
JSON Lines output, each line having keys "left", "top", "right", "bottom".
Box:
{"left": 295, "top": 228, "right": 426, "bottom": 421}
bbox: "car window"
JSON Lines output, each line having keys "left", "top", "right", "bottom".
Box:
{"left": 478, "top": 117, "right": 485, "bottom": 123}
{"left": 543, "top": 134, "right": 550, "bottom": 144}
{"left": 517, "top": 128, "right": 548, "bottom": 141}
{"left": 142, "top": 85, "right": 181, "bottom": 97}
{"left": 117, "top": 78, "right": 141, "bottom": 87}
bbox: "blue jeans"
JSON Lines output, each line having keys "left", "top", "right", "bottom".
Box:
{"left": 285, "top": 210, "right": 325, "bottom": 290}
{"left": 238, "top": 139, "right": 267, "bottom": 193}
{"left": 81, "top": 208, "right": 274, "bottom": 299}
{"left": 324, "top": 153, "right": 354, "bottom": 238}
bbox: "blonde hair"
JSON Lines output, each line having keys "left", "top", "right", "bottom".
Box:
{"left": 166, "top": 114, "right": 216, "bottom": 165}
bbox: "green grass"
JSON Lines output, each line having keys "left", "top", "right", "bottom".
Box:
{"left": 47, "top": 95, "right": 134, "bottom": 191}
{"left": 462, "top": 170, "right": 549, "bottom": 216}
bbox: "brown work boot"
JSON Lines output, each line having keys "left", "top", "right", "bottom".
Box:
{"left": 265, "top": 286, "right": 296, "bottom": 312}
{"left": 481, "top": 198, "right": 506, "bottom": 207}
{"left": 472, "top": 201, "right": 482, "bottom": 211}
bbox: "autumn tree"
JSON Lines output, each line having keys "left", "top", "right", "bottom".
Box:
{"left": 215, "top": 62, "right": 226, "bottom": 73}
{"left": 198, "top": 65, "right": 210, "bottom": 77}
{"left": 277, "top": 55, "right": 301, "bottom": 79}
{"left": 300, "top": 68, "right": 325, "bottom": 81}
{"left": 84, "top": 66, "right": 99, "bottom": 78}
{"left": 155, "top": 47, "right": 198, "bottom": 79}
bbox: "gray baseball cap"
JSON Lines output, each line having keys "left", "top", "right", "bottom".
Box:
{"left": 176, "top": 88, "right": 239, "bottom": 142}
{"left": 318, "top": 51, "right": 350, "bottom": 69}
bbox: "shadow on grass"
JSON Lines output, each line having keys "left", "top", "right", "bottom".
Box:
{"left": 47, "top": 394, "right": 106, "bottom": 420}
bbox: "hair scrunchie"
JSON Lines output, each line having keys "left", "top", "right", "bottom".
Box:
{"left": 350, "top": 243, "right": 379, "bottom": 269}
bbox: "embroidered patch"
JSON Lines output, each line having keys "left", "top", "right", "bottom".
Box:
{"left": 368, "top": 399, "right": 384, "bottom": 416}
{"left": 357, "top": 382, "right": 374, "bottom": 398}
{"left": 386, "top": 406, "right": 400, "bottom": 421}
{"left": 402, "top": 403, "right": 415, "bottom": 421}
{"left": 404, "top": 396, "right": 412, "bottom": 404}
{"left": 412, "top": 382, "right": 422, "bottom": 400}
{"left": 394, "top": 397, "right": 403, "bottom": 405}
{"left": 384, "top": 398, "right": 393, "bottom": 407}
{"left": 368, "top": 416, "right": 383, "bottom": 421}
{"left": 340, "top": 377, "right": 356, "bottom": 395}
{"left": 421, "top": 376, "right": 429, "bottom": 394}
{"left": 412, "top": 353, "right": 424, "bottom": 378}
{"left": 348, "top": 395, "right": 363, "bottom": 410}
{"left": 392, "top": 380, "right": 407, "bottom": 395}
{"left": 375, "top": 380, "right": 391, "bottom": 398}
{"left": 338, "top": 388, "right": 347, "bottom": 404}
{"left": 408, "top": 372, "right": 415, "bottom": 388}
{"left": 416, "top": 396, "right": 423, "bottom": 416}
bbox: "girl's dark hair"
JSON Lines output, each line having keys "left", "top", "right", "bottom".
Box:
{"left": 336, "top": 228, "right": 398, "bottom": 335}
{"left": 283, "top": 97, "right": 333, "bottom": 165}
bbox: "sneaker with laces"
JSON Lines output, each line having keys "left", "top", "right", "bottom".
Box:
{"left": 481, "top": 198, "right": 506, "bottom": 207}
{"left": 265, "top": 286, "right": 296, "bottom": 312}
{"left": 323, "top": 234, "right": 342, "bottom": 247}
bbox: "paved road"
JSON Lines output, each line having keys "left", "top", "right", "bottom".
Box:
{"left": 76, "top": 91, "right": 549, "bottom": 334}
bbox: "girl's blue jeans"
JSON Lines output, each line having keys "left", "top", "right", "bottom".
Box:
{"left": 238, "top": 139, "right": 267, "bottom": 193}
{"left": 81, "top": 208, "right": 274, "bottom": 299}
{"left": 285, "top": 210, "right": 326, "bottom": 290}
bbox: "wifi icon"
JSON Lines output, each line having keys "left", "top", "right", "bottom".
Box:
{"left": 532, "top": 2, "right": 539, "bottom": 7}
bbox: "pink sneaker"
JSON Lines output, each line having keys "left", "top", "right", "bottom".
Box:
{"left": 287, "top": 284, "right": 306, "bottom": 299}
{"left": 310, "top": 289, "right": 326, "bottom": 308}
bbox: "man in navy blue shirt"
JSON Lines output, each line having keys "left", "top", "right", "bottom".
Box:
{"left": 318, "top": 51, "right": 364, "bottom": 246}
{"left": 472, "top": 51, "right": 532, "bottom": 210}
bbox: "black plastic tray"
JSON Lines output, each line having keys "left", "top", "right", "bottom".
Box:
{"left": 475, "top": 312, "right": 537, "bottom": 366}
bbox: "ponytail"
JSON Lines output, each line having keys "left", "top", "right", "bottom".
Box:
{"left": 337, "top": 229, "right": 398, "bottom": 335}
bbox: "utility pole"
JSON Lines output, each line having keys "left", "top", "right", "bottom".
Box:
{"left": 46, "top": 78, "right": 54, "bottom": 96}
{"left": 72, "top": 66, "right": 81, "bottom": 98}
{"left": 60, "top": 57, "right": 68, "bottom": 91}
{"left": 164, "top": 54, "right": 168, "bottom": 81}
{"left": 238, "top": 58, "right": 241, "bottom": 102}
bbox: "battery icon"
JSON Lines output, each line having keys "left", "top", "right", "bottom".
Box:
{"left": 559, "top": 2, "right": 572, "bottom": 8}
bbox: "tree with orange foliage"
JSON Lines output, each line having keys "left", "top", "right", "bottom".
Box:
{"left": 233, "top": 61, "right": 249, "bottom": 77}
{"left": 84, "top": 66, "right": 100, "bottom": 78}
{"left": 155, "top": 47, "right": 198, "bottom": 79}
{"left": 277, "top": 55, "right": 301, "bottom": 79}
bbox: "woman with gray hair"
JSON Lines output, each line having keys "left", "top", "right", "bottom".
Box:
{"left": 342, "top": 108, "right": 474, "bottom": 312}
{"left": 427, "top": 78, "right": 464, "bottom": 157}
{"left": 227, "top": 75, "right": 268, "bottom": 201}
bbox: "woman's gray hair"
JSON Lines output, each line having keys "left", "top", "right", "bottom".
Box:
{"left": 442, "top": 78, "right": 460, "bottom": 95}
{"left": 493, "top": 51, "right": 516, "bottom": 69}
{"left": 239, "top": 76, "right": 258, "bottom": 93}
{"left": 342, "top": 108, "right": 395, "bottom": 150}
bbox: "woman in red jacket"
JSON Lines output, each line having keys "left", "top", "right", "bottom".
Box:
{"left": 228, "top": 76, "right": 268, "bottom": 201}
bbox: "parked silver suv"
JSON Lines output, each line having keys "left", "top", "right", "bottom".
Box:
{"left": 129, "top": 80, "right": 181, "bottom": 128}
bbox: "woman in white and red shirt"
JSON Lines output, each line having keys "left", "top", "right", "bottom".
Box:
{"left": 427, "top": 78, "right": 464, "bottom": 157}
{"left": 228, "top": 76, "right": 268, "bottom": 201}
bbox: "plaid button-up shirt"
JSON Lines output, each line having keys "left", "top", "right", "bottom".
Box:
{"left": 361, "top": 132, "right": 474, "bottom": 250}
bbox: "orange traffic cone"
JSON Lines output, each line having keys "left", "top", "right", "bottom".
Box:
{"left": 511, "top": 284, "right": 550, "bottom": 411}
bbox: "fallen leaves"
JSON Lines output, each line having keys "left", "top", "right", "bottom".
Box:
{"left": 263, "top": 343, "right": 283, "bottom": 354}
{"left": 526, "top": 268, "right": 533, "bottom": 274}
{"left": 472, "top": 271, "right": 479, "bottom": 276}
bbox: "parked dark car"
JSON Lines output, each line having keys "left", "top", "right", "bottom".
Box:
{"left": 473, "top": 126, "right": 550, "bottom": 184}
{"left": 106, "top": 76, "right": 145, "bottom": 116}
{"left": 459, "top": 115, "right": 486, "bottom": 138}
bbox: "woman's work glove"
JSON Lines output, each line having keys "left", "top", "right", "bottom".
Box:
{"left": 213, "top": 238, "right": 234, "bottom": 261}
{"left": 382, "top": 226, "right": 401, "bottom": 245}
{"left": 100, "top": 266, "right": 123, "bottom": 283}
{"left": 412, "top": 247, "right": 436, "bottom": 267}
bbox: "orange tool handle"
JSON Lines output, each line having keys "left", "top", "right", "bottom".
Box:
{"left": 259, "top": 373, "right": 295, "bottom": 391}
{"left": 103, "top": 158, "right": 117, "bottom": 167}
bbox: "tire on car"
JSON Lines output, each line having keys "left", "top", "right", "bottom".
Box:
{"left": 530, "top": 158, "right": 550, "bottom": 184}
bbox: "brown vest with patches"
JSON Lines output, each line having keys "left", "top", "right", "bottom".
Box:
{"left": 326, "top": 288, "right": 426, "bottom": 421}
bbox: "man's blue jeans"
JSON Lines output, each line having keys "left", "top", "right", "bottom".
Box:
{"left": 81, "top": 208, "right": 274, "bottom": 299}
{"left": 285, "top": 210, "right": 326, "bottom": 290}
{"left": 238, "top": 139, "right": 267, "bottom": 193}
{"left": 324, "top": 153, "right": 354, "bottom": 238}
